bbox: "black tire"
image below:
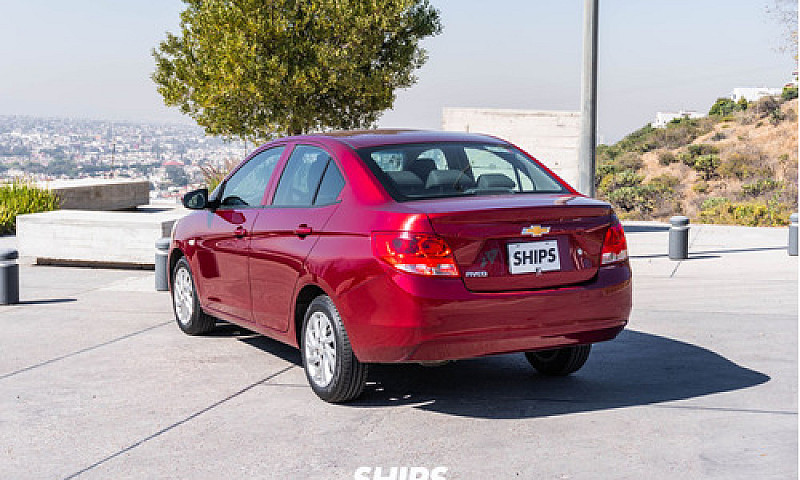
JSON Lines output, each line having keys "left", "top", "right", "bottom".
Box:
{"left": 301, "top": 295, "right": 368, "bottom": 403}
{"left": 171, "top": 257, "right": 216, "bottom": 335}
{"left": 525, "top": 344, "right": 591, "bottom": 376}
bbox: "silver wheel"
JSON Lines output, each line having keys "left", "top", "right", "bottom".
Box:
{"left": 304, "top": 311, "right": 337, "bottom": 388}
{"left": 173, "top": 266, "right": 194, "bottom": 326}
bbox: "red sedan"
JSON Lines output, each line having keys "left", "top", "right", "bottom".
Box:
{"left": 169, "top": 130, "right": 632, "bottom": 402}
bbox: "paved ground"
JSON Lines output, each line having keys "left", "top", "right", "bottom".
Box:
{"left": 0, "top": 223, "right": 796, "bottom": 480}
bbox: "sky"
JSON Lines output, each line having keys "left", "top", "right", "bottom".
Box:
{"left": 0, "top": 0, "right": 795, "bottom": 143}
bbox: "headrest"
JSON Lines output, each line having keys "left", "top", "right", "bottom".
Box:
{"left": 477, "top": 173, "right": 515, "bottom": 189}
{"left": 425, "top": 170, "right": 476, "bottom": 190}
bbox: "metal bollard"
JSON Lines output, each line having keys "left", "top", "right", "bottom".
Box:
{"left": 669, "top": 216, "right": 689, "bottom": 260}
{"left": 0, "top": 249, "right": 20, "bottom": 305}
{"left": 155, "top": 238, "right": 171, "bottom": 291}
{"left": 789, "top": 213, "right": 798, "bottom": 256}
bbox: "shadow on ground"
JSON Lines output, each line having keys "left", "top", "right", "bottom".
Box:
{"left": 354, "top": 330, "right": 769, "bottom": 418}
{"left": 215, "top": 325, "right": 769, "bottom": 419}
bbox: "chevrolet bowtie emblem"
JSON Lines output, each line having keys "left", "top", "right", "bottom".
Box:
{"left": 522, "top": 225, "right": 550, "bottom": 237}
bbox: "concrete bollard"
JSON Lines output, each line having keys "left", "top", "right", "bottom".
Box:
{"left": 669, "top": 216, "right": 690, "bottom": 260}
{"left": 0, "top": 249, "right": 20, "bottom": 305}
{"left": 155, "top": 238, "right": 171, "bottom": 291}
{"left": 789, "top": 213, "right": 798, "bottom": 256}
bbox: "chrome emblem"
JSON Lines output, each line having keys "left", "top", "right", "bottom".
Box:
{"left": 522, "top": 225, "right": 550, "bottom": 237}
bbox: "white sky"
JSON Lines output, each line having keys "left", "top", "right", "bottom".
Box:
{"left": 0, "top": 0, "right": 795, "bottom": 143}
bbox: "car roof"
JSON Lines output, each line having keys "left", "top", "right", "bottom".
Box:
{"left": 284, "top": 129, "right": 508, "bottom": 149}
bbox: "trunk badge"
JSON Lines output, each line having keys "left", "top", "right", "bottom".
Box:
{"left": 522, "top": 225, "right": 550, "bottom": 237}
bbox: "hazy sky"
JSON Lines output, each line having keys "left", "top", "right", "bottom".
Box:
{"left": 0, "top": 0, "right": 795, "bottom": 142}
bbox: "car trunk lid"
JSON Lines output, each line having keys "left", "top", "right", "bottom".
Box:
{"left": 414, "top": 194, "right": 615, "bottom": 292}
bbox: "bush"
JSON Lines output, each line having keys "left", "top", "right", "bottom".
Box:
{"left": 692, "top": 180, "right": 709, "bottom": 193}
{"left": 711, "top": 132, "right": 726, "bottom": 141}
{"left": 616, "top": 152, "right": 643, "bottom": 171}
{"left": 0, "top": 179, "right": 60, "bottom": 234}
{"left": 740, "top": 179, "right": 782, "bottom": 197}
{"left": 200, "top": 158, "right": 238, "bottom": 192}
{"left": 709, "top": 98, "right": 736, "bottom": 116}
{"left": 737, "top": 97, "right": 749, "bottom": 111}
{"left": 692, "top": 154, "right": 721, "bottom": 179}
{"left": 719, "top": 151, "right": 768, "bottom": 180}
{"left": 782, "top": 86, "right": 798, "bottom": 101}
{"left": 648, "top": 173, "right": 680, "bottom": 191}
{"left": 607, "top": 185, "right": 659, "bottom": 214}
{"left": 700, "top": 199, "right": 792, "bottom": 226}
{"left": 658, "top": 151, "right": 677, "bottom": 166}
{"left": 688, "top": 144, "right": 719, "bottom": 157}
{"left": 701, "top": 197, "right": 728, "bottom": 210}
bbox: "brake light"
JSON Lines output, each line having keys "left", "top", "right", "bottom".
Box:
{"left": 601, "top": 222, "right": 628, "bottom": 265}
{"left": 372, "top": 232, "right": 460, "bottom": 277}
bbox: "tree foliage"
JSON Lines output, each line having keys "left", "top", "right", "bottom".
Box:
{"left": 152, "top": 0, "right": 442, "bottom": 141}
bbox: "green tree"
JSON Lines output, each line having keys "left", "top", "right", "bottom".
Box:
{"left": 152, "top": 0, "right": 442, "bottom": 141}
{"left": 708, "top": 98, "right": 736, "bottom": 116}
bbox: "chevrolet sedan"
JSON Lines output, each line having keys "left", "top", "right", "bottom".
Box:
{"left": 169, "top": 130, "right": 632, "bottom": 402}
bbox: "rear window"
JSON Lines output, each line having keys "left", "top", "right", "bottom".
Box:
{"left": 357, "top": 142, "right": 567, "bottom": 201}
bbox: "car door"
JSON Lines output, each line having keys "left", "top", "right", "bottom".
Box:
{"left": 249, "top": 144, "right": 346, "bottom": 332}
{"left": 194, "top": 146, "right": 285, "bottom": 321}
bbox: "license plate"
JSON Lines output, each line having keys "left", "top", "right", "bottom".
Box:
{"left": 507, "top": 240, "right": 560, "bottom": 274}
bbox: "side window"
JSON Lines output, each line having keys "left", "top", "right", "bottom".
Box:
{"left": 314, "top": 161, "right": 345, "bottom": 205}
{"left": 219, "top": 146, "right": 285, "bottom": 208}
{"left": 272, "top": 145, "right": 331, "bottom": 207}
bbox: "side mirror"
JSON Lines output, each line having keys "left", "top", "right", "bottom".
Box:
{"left": 182, "top": 188, "right": 209, "bottom": 210}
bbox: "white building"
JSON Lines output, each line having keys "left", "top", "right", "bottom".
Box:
{"left": 442, "top": 108, "right": 582, "bottom": 189}
{"left": 653, "top": 110, "right": 704, "bottom": 128}
{"left": 730, "top": 87, "right": 783, "bottom": 103}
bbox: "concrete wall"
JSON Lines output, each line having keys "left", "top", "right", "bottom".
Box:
{"left": 16, "top": 208, "right": 187, "bottom": 267}
{"left": 38, "top": 178, "right": 150, "bottom": 211}
{"left": 442, "top": 108, "right": 581, "bottom": 188}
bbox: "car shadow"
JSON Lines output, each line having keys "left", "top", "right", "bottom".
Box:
{"left": 211, "top": 325, "right": 769, "bottom": 419}
{"left": 350, "top": 330, "right": 769, "bottom": 419}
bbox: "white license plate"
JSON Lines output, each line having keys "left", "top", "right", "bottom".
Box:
{"left": 507, "top": 240, "right": 560, "bottom": 274}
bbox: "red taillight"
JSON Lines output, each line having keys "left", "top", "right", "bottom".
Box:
{"left": 601, "top": 222, "right": 629, "bottom": 265}
{"left": 372, "top": 232, "right": 460, "bottom": 277}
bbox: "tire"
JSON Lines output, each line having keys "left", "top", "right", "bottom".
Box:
{"left": 301, "top": 295, "right": 368, "bottom": 403}
{"left": 525, "top": 344, "right": 591, "bottom": 376}
{"left": 171, "top": 257, "right": 216, "bottom": 335}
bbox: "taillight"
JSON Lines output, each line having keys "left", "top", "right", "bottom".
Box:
{"left": 601, "top": 222, "right": 628, "bottom": 265}
{"left": 372, "top": 232, "right": 460, "bottom": 277}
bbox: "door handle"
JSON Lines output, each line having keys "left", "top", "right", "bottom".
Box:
{"left": 234, "top": 226, "right": 247, "bottom": 238}
{"left": 294, "top": 224, "right": 313, "bottom": 237}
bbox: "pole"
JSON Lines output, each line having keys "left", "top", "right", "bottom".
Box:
{"left": 578, "top": 0, "right": 599, "bottom": 197}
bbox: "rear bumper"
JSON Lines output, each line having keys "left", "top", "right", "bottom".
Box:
{"left": 337, "top": 263, "right": 632, "bottom": 362}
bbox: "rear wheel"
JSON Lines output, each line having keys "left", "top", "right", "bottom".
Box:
{"left": 301, "top": 295, "right": 367, "bottom": 403}
{"left": 171, "top": 258, "right": 215, "bottom": 335}
{"left": 525, "top": 345, "right": 591, "bottom": 376}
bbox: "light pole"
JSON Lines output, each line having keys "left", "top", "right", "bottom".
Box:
{"left": 578, "top": 0, "right": 599, "bottom": 197}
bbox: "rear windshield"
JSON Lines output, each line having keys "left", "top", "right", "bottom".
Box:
{"left": 357, "top": 142, "right": 568, "bottom": 201}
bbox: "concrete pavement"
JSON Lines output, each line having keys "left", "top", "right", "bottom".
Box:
{"left": 0, "top": 223, "right": 796, "bottom": 480}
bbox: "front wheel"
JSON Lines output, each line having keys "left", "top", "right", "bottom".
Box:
{"left": 171, "top": 257, "right": 216, "bottom": 335}
{"left": 525, "top": 344, "right": 591, "bottom": 376}
{"left": 301, "top": 295, "right": 367, "bottom": 403}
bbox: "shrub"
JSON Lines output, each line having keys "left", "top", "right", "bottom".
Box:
{"left": 782, "top": 86, "right": 798, "bottom": 101}
{"left": 693, "top": 154, "right": 721, "bottom": 179}
{"left": 740, "top": 179, "right": 782, "bottom": 197}
{"left": 648, "top": 173, "right": 680, "bottom": 191}
{"left": 200, "top": 158, "right": 238, "bottom": 192}
{"left": 719, "top": 151, "right": 767, "bottom": 180}
{"left": 709, "top": 97, "right": 736, "bottom": 116}
{"left": 711, "top": 132, "right": 726, "bottom": 141}
{"left": 678, "top": 151, "right": 695, "bottom": 166}
{"left": 607, "top": 185, "right": 659, "bottom": 214}
{"left": 0, "top": 179, "right": 60, "bottom": 234}
{"left": 700, "top": 199, "right": 792, "bottom": 226}
{"left": 688, "top": 144, "right": 719, "bottom": 157}
{"left": 616, "top": 152, "right": 643, "bottom": 171}
{"left": 737, "top": 97, "right": 749, "bottom": 111}
{"left": 754, "top": 96, "right": 781, "bottom": 117}
{"left": 701, "top": 197, "right": 728, "bottom": 210}
{"left": 692, "top": 180, "right": 709, "bottom": 193}
{"left": 658, "top": 151, "right": 677, "bottom": 166}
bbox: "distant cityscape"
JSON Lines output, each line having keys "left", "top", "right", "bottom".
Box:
{"left": 0, "top": 115, "right": 249, "bottom": 201}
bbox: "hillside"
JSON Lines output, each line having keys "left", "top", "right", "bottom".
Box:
{"left": 596, "top": 94, "right": 798, "bottom": 226}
